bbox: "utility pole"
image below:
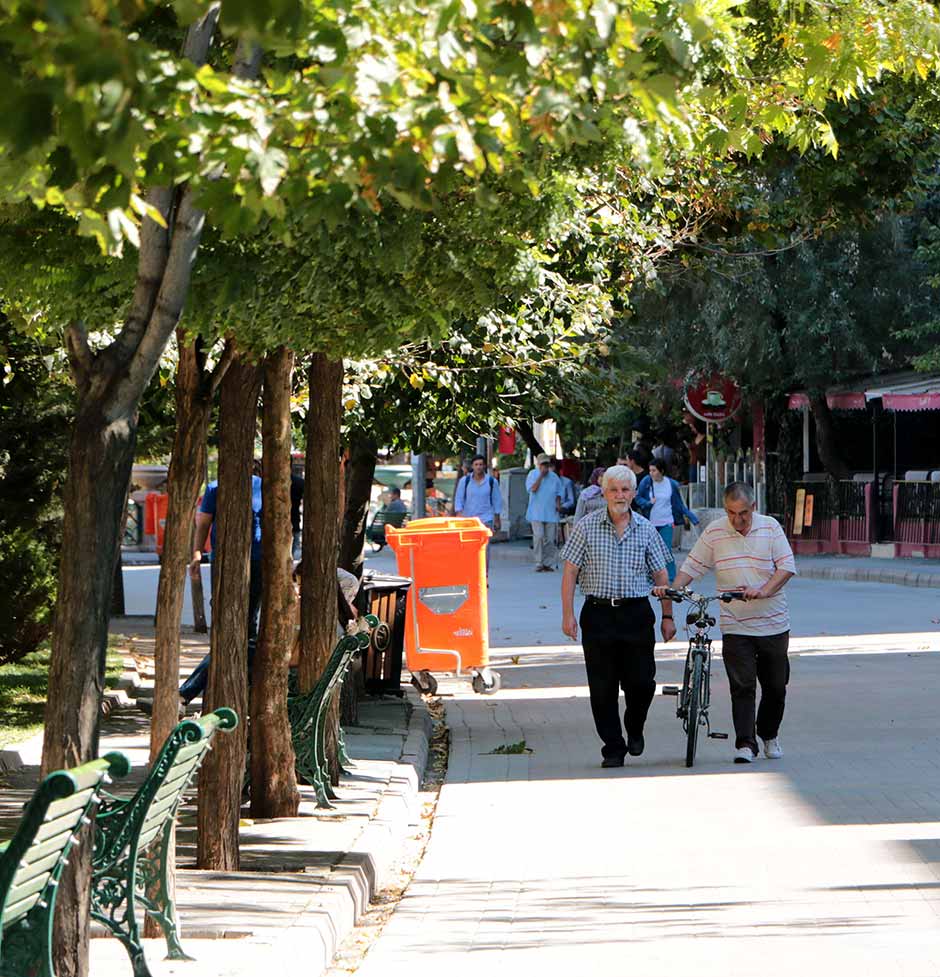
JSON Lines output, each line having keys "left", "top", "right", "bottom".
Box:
{"left": 411, "top": 453, "right": 426, "bottom": 519}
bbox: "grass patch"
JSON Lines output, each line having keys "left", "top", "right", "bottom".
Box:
{"left": 0, "top": 643, "right": 125, "bottom": 749}
{"left": 482, "top": 740, "right": 533, "bottom": 755}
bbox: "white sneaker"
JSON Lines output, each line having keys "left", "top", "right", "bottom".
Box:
{"left": 763, "top": 737, "right": 783, "bottom": 759}
{"left": 733, "top": 746, "right": 757, "bottom": 764}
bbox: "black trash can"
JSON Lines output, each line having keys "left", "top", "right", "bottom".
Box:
{"left": 358, "top": 570, "right": 412, "bottom": 695}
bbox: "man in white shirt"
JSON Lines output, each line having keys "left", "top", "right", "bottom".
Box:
{"left": 664, "top": 482, "right": 796, "bottom": 764}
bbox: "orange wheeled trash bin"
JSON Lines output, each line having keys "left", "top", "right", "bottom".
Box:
{"left": 386, "top": 517, "right": 500, "bottom": 695}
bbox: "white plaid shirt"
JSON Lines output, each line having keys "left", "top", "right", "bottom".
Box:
{"left": 560, "top": 507, "right": 671, "bottom": 598}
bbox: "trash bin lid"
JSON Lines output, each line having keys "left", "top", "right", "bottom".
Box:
{"left": 386, "top": 517, "right": 491, "bottom": 548}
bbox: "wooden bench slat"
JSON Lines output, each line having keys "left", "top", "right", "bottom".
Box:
{"left": 150, "top": 756, "right": 201, "bottom": 803}
{"left": 44, "top": 787, "right": 98, "bottom": 822}
{"left": 19, "top": 831, "right": 81, "bottom": 868}
{"left": 11, "top": 849, "right": 62, "bottom": 890}
{"left": 2, "top": 890, "right": 42, "bottom": 927}
{"left": 173, "top": 740, "right": 208, "bottom": 765}
{"left": 4, "top": 872, "right": 53, "bottom": 911}
{"left": 136, "top": 791, "right": 183, "bottom": 841}
{"left": 135, "top": 824, "right": 162, "bottom": 853}
{"left": 32, "top": 808, "right": 85, "bottom": 846}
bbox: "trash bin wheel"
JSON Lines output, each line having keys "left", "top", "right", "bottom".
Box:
{"left": 471, "top": 668, "right": 501, "bottom": 695}
{"left": 411, "top": 670, "right": 438, "bottom": 695}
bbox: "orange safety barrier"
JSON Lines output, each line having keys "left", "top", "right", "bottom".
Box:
{"left": 386, "top": 517, "right": 490, "bottom": 675}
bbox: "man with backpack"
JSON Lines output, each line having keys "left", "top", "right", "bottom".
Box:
{"left": 454, "top": 454, "right": 501, "bottom": 571}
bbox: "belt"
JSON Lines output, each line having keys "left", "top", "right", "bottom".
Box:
{"left": 586, "top": 595, "right": 646, "bottom": 607}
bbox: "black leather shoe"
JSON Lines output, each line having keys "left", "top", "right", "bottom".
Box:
{"left": 601, "top": 755, "right": 625, "bottom": 768}
{"left": 627, "top": 733, "right": 645, "bottom": 757}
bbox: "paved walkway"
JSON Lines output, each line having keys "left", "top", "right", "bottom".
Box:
{"left": 354, "top": 565, "right": 940, "bottom": 977}
{"left": 0, "top": 619, "right": 431, "bottom": 977}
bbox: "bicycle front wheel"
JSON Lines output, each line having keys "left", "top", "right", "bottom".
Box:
{"left": 685, "top": 653, "right": 704, "bottom": 768}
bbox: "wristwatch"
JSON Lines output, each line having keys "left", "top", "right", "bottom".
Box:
{"left": 662, "top": 614, "right": 673, "bottom": 620}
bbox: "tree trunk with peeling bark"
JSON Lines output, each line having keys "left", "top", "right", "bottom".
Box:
{"left": 809, "top": 393, "right": 852, "bottom": 481}
{"left": 339, "top": 430, "right": 378, "bottom": 578}
{"left": 251, "top": 347, "right": 300, "bottom": 819}
{"left": 196, "top": 353, "right": 261, "bottom": 870}
{"left": 299, "top": 354, "right": 344, "bottom": 696}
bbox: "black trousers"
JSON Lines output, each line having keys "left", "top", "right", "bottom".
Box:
{"left": 580, "top": 598, "right": 656, "bottom": 759}
{"left": 721, "top": 631, "right": 790, "bottom": 753}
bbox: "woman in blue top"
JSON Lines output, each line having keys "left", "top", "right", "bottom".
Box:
{"left": 635, "top": 457, "right": 699, "bottom": 582}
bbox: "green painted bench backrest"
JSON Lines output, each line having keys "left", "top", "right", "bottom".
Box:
{"left": 93, "top": 708, "right": 237, "bottom": 874}
{"left": 0, "top": 752, "right": 130, "bottom": 933}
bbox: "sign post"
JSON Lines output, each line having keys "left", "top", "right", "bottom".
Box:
{"left": 685, "top": 375, "right": 742, "bottom": 508}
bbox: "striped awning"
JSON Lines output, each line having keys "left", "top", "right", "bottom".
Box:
{"left": 788, "top": 372, "right": 940, "bottom": 412}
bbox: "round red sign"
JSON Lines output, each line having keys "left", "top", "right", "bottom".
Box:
{"left": 684, "top": 375, "right": 742, "bottom": 423}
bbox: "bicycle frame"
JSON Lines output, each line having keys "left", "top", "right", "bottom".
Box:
{"left": 661, "top": 588, "right": 742, "bottom": 764}
{"left": 678, "top": 621, "right": 714, "bottom": 737}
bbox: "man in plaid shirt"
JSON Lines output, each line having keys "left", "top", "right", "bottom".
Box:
{"left": 561, "top": 465, "right": 676, "bottom": 767}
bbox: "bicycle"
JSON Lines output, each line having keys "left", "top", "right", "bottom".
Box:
{"left": 659, "top": 588, "right": 744, "bottom": 768}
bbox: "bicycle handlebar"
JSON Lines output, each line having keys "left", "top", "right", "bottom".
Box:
{"left": 660, "top": 588, "right": 746, "bottom": 604}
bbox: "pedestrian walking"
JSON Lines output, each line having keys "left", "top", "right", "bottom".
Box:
{"left": 574, "top": 466, "right": 606, "bottom": 523}
{"left": 561, "top": 465, "right": 675, "bottom": 767}
{"left": 525, "top": 453, "right": 562, "bottom": 572}
{"left": 663, "top": 482, "right": 796, "bottom": 764}
{"left": 454, "top": 454, "right": 501, "bottom": 571}
{"left": 635, "top": 457, "right": 700, "bottom": 582}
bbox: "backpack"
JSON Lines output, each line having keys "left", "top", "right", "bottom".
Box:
{"left": 458, "top": 473, "right": 500, "bottom": 514}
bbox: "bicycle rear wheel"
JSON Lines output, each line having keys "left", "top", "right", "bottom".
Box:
{"left": 685, "top": 653, "right": 704, "bottom": 768}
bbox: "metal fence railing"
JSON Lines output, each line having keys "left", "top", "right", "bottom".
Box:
{"left": 786, "top": 480, "right": 873, "bottom": 554}
{"left": 894, "top": 481, "right": 940, "bottom": 554}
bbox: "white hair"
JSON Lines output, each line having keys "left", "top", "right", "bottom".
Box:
{"left": 601, "top": 465, "right": 636, "bottom": 491}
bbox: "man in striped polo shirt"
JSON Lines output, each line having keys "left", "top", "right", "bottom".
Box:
{"left": 669, "top": 482, "right": 796, "bottom": 764}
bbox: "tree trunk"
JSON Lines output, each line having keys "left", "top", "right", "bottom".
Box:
{"left": 151, "top": 339, "right": 212, "bottom": 760}
{"left": 251, "top": 347, "right": 300, "bottom": 819}
{"left": 197, "top": 353, "right": 261, "bottom": 870}
{"left": 339, "top": 430, "right": 377, "bottom": 578}
{"left": 145, "top": 337, "right": 220, "bottom": 937}
{"left": 516, "top": 418, "right": 544, "bottom": 456}
{"left": 299, "top": 354, "right": 343, "bottom": 693}
{"left": 41, "top": 399, "right": 138, "bottom": 977}
{"left": 808, "top": 393, "right": 852, "bottom": 481}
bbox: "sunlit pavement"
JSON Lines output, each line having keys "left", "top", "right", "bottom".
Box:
{"left": 353, "top": 547, "right": 940, "bottom": 977}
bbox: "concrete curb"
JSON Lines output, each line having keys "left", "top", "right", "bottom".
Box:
{"left": 88, "top": 689, "right": 435, "bottom": 977}
{"left": 797, "top": 565, "right": 940, "bottom": 590}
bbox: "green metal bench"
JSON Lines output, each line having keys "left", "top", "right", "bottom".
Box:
{"left": 0, "top": 751, "right": 130, "bottom": 977}
{"left": 366, "top": 509, "right": 407, "bottom": 551}
{"left": 288, "top": 617, "right": 384, "bottom": 808}
{"left": 91, "top": 708, "right": 238, "bottom": 977}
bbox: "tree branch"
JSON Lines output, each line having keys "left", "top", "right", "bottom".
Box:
{"left": 65, "top": 321, "right": 94, "bottom": 395}
{"left": 208, "top": 339, "right": 237, "bottom": 396}
{"left": 516, "top": 419, "right": 544, "bottom": 456}
{"left": 107, "top": 4, "right": 222, "bottom": 372}
{"left": 113, "top": 35, "right": 263, "bottom": 418}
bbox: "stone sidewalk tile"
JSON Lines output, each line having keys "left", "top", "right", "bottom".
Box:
{"left": 355, "top": 634, "right": 940, "bottom": 977}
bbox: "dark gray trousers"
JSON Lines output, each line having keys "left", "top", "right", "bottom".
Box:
{"left": 721, "top": 631, "right": 790, "bottom": 753}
